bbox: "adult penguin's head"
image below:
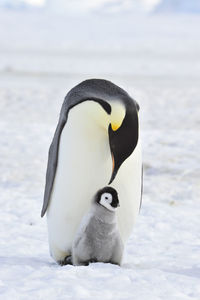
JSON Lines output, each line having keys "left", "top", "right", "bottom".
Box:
{"left": 108, "top": 97, "right": 139, "bottom": 184}
{"left": 66, "top": 79, "right": 140, "bottom": 184}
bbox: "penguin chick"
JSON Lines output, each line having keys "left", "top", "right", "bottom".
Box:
{"left": 72, "top": 186, "right": 124, "bottom": 266}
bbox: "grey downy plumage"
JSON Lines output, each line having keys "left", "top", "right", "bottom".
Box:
{"left": 72, "top": 186, "right": 124, "bottom": 266}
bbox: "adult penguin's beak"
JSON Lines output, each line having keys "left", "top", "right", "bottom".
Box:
{"left": 108, "top": 102, "right": 139, "bottom": 184}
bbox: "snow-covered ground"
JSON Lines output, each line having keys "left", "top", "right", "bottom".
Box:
{"left": 0, "top": 6, "right": 200, "bottom": 300}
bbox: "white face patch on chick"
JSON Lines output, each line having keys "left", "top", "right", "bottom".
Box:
{"left": 99, "top": 193, "right": 116, "bottom": 212}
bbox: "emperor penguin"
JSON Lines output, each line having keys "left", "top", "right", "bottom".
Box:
{"left": 41, "top": 79, "right": 142, "bottom": 265}
{"left": 72, "top": 186, "right": 123, "bottom": 266}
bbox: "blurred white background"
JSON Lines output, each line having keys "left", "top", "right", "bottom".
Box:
{"left": 0, "top": 1, "right": 200, "bottom": 299}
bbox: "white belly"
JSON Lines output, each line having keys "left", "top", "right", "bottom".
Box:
{"left": 46, "top": 101, "right": 142, "bottom": 262}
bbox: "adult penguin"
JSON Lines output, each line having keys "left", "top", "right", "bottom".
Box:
{"left": 41, "top": 79, "right": 142, "bottom": 265}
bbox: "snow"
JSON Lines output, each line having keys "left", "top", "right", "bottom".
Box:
{"left": 0, "top": 6, "right": 200, "bottom": 300}
{"left": 0, "top": 0, "right": 160, "bottom": 13}
{"left": 155, "top": 0, "right": 200, "bottom": 14}
{"left": 46, "top": 0, "right": 158, "bottom": 15}
{"left": 2, "top": 0, "right": 200, "bottom": 14}
{"left": 0, "top": 0, "right": 45, "bottom": 9}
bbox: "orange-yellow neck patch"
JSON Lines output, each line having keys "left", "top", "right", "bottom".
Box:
{"left": 110, "top": 101, "right": 125, "bottom": 132}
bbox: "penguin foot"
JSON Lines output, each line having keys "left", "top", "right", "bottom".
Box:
{"left": 59, "top": 255, "right": 73, "bottom": 266}
{"left": 79, "top": 259, "right": 97, "bottom": 266}
{"left": 108, "top": 260, "right": 120, "bottom": 266}
{"left": 89, "top": 259, "right": 98, "bottom": 264}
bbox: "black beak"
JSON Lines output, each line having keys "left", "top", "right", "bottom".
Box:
{"left": 108, "top": 104, "right": 139, "bottom": 184}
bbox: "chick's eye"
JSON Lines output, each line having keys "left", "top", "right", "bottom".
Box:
{"left": 100, "top": 193, "right": 112, "bottom": 204}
